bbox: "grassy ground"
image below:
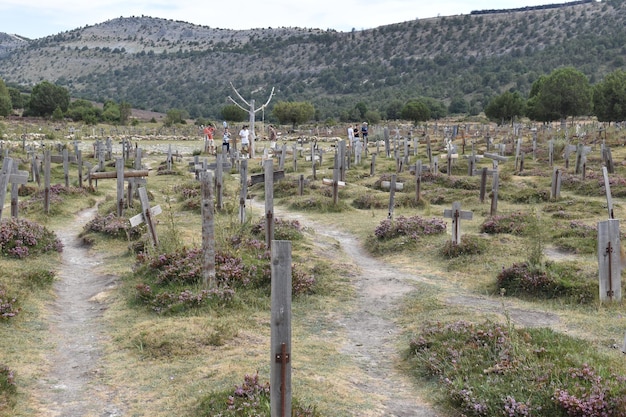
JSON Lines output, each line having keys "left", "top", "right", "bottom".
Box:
{"left": 1, "top": 119, "right": 626, "bottom": 416}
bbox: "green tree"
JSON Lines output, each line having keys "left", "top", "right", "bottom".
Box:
{"left": 220, "top": 104, "right": 247, "bottom": 123}
{"left": 593, "top": 69, "right": 626, "bottom": 124}
{"left": 119, "top": 101, "right": 132, "bottom": 125}
{"left": 67, "top": 99, "right": 102, "bottom": 124}
{"left": 28, "top": 81, "right": 70, "bottom": 116}
{"left": 272, "top": 101, "right": 316, "bottom": 129}
{"left": 7, "top": 87, "right": 24, "bottom": 110}
{"left": 164, "top": 108, "right": 188, "bottom": 126}
{"left": 401, "top": 100, "right": 431, "bottom": 125}
{"left": 102, "top": 100, "right": 121, "bottom": 123}
{"left": 421, "top": 97, "right": 448, "bottom": 120}
{"left": 448, "top": 96, "right": 469, "bottom": 115}
{"left": 529, "top": 67, "right": 592, "bottom": 125}
{"left": 0, "top": 79, "right": 11, "bottom": 117}
{"left": 27, "top": 81, "right": 70, "bottom": 117}
{"left": 484, "top": 91, "right": 526, "bottom": 126}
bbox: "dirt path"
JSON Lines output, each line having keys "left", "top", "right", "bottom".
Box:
{"left": 250, "top": 201, "right": 442, "bottom": 416}
{"left": 36, "top": 207, "right": 123, "bottom": 417}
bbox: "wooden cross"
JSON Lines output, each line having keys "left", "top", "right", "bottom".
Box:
{"left": 444, "top": 201, "right": 473, "bottom": 245}
{"left": 129, "top": 187, "right": 162, "bottom": 247}
{"left": 0, "top": 157, "right": 28, "bottom": 222}
{"left": 602, "top": 166, "right": 614, "bottom": 219}
{"left": 598, "top": 219, "right": 621, "bottom": 302}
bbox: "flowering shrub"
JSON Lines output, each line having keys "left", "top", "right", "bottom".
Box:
{"left": 82, "top": 213, "right": 142, "bottom": 239}
{"left": 0, "top": 288, "right": 19, "bottom": 319}
{"left": 197, "top": 372, "right": 318, "bottom": 417}
{"left": 441, "top": 235, "right": 487, "bottom": 258}
{"left": 19, "top": 184, "right": 87, "bottom": 211}
{"left": 0, "top": 363, "right": 16, "bottom": 407}
{"left": 409, "top": 320, "right": 626, "bottom": 416}
{"left": 135, "top": 283, "right": 235, "bottom": 314}
{"left": 497, "top": 263, "right": 556, "bottom": 297}
{"left": 554, "top": 364, "right": 626, "bottom": 417}
{"left": 251, "top": 217, "right": 305, "bottom": 241}
{"left": 480, "top": 212, "right": 530, "bottom": 235}
{"left": 0, "top": 218, "right": 63, "bottom": 258}
{"left": 374, "top": 215, "right": 446, "bottom": 240}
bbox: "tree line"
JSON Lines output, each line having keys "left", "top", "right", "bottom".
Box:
{"left": 2, "top": 66, "right": 626, "bottom": 127}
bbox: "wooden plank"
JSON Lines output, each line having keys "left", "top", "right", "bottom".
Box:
{"left": 381, "top": 180, "right": 404, "bottom": 191}
{"left": 129, "top": 205, "right": 163, "bottom": 227}
{"left": 90, "top": 169, "right": 149, "bottom": 180}
{"left": 483, "top": 152, "right": 509, "bottom": 162}
{"left": 250, "top": 170, "right": 285, "bottom": 186}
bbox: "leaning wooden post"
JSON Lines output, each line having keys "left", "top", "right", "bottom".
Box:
{"left": 239, "top": 159, "right": 248, "bottom": 224}
{"left": 265, "top": 159, "right": 275, "bottom": 250}
{"left": 270, "top": 240, "right": 292, "bottom": 417}
{"left": 603, "top": 167, "right": 615, "bottom": 219}
{"left": 201, "top": 171, "right": 216, "bottom": 289}
{"left": 116, "top": 158, "right": 124, "bottom": 217}
{"left": 598, "top": 219, "right": 621, "bottom": 302}
{"left": 130, "top": 187, "right": 162, "bottom": 248}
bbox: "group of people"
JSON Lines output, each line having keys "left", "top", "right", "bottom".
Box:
{"left": 202, "top": 122, "right": 251, "bottom": 157}
{"left": 347, "top": 122, "right": 369, "bottom": 148}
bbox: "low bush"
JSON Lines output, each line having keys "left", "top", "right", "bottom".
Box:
{"left": 480, "top": 212, "right": 531, "bottom": 235}
{"left": 408, "top": 320, "right": 626, "bottom": 416}
{"left": 81, "top": 213, "right": 142, "bottom": 240}
{"left": 0, "top": 288, "right": 19, "bottom": 319}
{"left": 251, "top": 217, "right": 305, "bottom": 241}
{"left": 441, "top": 235, "right": 488, "bottom": 258}
{"left": 0, "top": 218, "right": 63, "bottom": 258}
{"left": 496, "top": 261, "right": 596, "bottom": 303}
{"left": 374, "top": 215, "right": 446, "bottom": 240}
{"left": 197, "top": 372, "right": 318, "bottom": 417}
{"left": 0, "top": 363, "right": 16, "bottom": 410}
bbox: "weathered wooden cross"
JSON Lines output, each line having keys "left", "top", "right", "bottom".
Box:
{"left": 597, "top": 219, "right": 621, "bottom": 302}
{"left": 129, "top": 187, "right": 162, "bottom": 247}
{"left": 444, "top": 201, "right": 473, "bottom": 245}
{"left": 0, "top": 157, "right": 28, "bottom": 221}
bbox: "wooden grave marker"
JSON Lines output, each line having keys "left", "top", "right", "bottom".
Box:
{"left": 201, "top": 171, "right": 216, "bottom": 289}
{"left": 597, "top": 219, "right": 621, "bottom": 302}
{"left": 270, "top": 239, "right": 292, "bottom": 417}
{"left": 0, "top": 158, "right": 28, "bottom": 221}
{"left": 550, "top": 167, "right": 562, "bottom": 200}
{"left": 10, "top": 163, "right": 28, "bottom": 218}
{"left": 603, "top": 166, "right": 615, "bottom": 219}
{"left": 444, "top": 201, "right": 473, "bottom": 245}
{"left": 129, "top": 187, "right": 162, "bottom": 247}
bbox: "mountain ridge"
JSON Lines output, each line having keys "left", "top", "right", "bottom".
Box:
{"left": 0, "top": 0, "right": 623, "bottom": 120}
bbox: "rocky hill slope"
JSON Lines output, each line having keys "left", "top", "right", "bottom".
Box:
{"left": 0, "top": 0, "right": 624, "bottom": 120}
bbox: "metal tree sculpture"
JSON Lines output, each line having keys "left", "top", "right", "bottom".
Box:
{"left": 228, "top": 82, "right": 275, "bottom": 158}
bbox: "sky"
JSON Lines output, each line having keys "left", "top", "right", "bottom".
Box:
{"left": 0, "top": 0, "right": 595, "bottom": 39}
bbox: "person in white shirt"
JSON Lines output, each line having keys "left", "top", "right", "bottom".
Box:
{"left": 347, "top": 124, "right": 354, "bottom": 147}
{"left": 239, "top": 125, "right": 250, "bottom": 158}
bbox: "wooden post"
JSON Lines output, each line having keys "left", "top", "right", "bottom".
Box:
{"left": 270, "top": 240, "right": 292, "bottom": 417}
{"left": 239, "top": 159, "right": 248, "bottom": 224}
{"left": 298, "top": 174, "right": 304, "bottom": 196}
{"left": 265, "top": 159, "right": 275, "bottom": 249}
{"left": 550, "top": 167, "right": 561, "bottom": 200}
{"left": 332, "top": 149, "right": 339, "bottom": 205}
{"left": 216, "top": 153, "right": 224, "bottom": 211}
{"left": 415, "top": 160, "right": 422, "bottom": 203}
{"left": 388, "top": 174, "right": 396, "bottom": 220}
{"left": 63, "top": 148, "right": 70, "bottom": 187}
{"left": 598, "top": 219, "right": 621, "bottom": 302}
{"left": 370, "top": 153, "right": 376, "bottom": 177}
{"left": 201, "top": 171, "right": 216, "bottom": 289}
{"left": 116, "top": 158, "right": 124, "bottom": 217}
{"left": 77, "top": 150, "right": 83, "bottom": 188}
{"left": 44, "top": 150, "right": 51, "bottom": 214}
{"left": 490, "top": 171, "right": 499, "bottom": 216}
{"left": 603, "top": 167, "right": 615, "bottom": 219}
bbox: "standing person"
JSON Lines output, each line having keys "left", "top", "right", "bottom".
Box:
{"left": 269, "top": 125, "right": 278, "bottom": 149}
{"left": 239, "top": 125, "right": 250, "bottom": 158}
{"left": 222, "top": 127, "right": 231, "bottom": 155}
{"left": 361, "top": 122, "right": 369, "bottom": 145}
{"left": 203, "top": 124, "right": 216, "bottom": 155}
{"left": 347, "top": 124, "right": 354, "bottom": 148}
